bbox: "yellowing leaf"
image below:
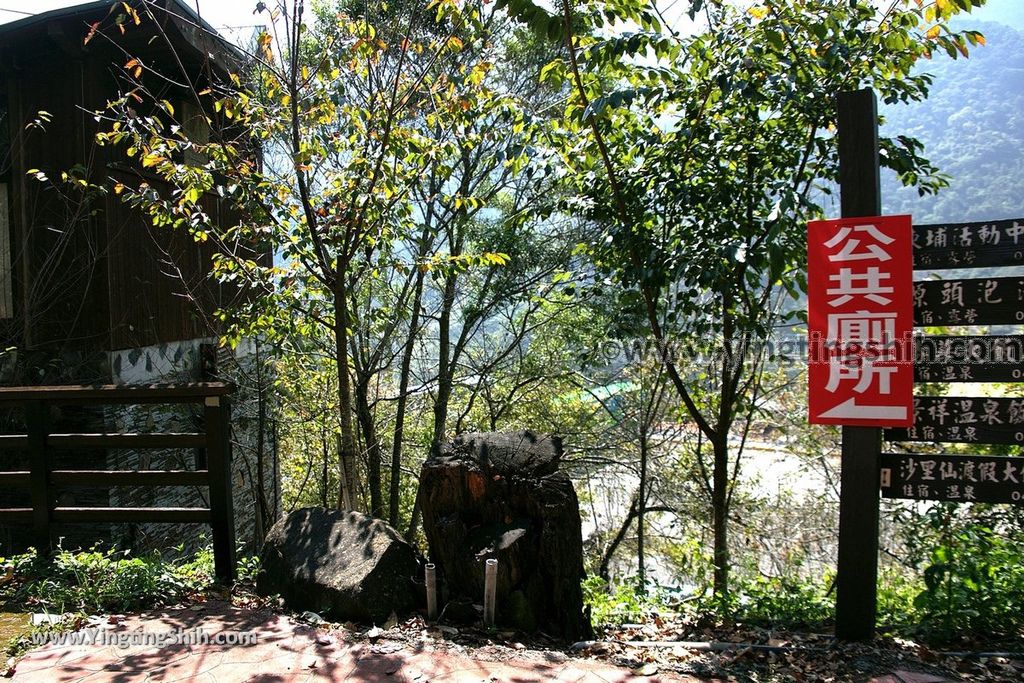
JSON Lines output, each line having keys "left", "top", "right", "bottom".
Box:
{"left": 122, "top": 2, "right": 141, "bottom": 25}
{"left": 748, "top": 6, "right": 768, "bottom": 19}
{"left": 258, "top": 31, "right": 273, "bottom": 62}
{"left": 141, "top": 153, "right": 165, "bottom": 169}
{"left": 925, "top": 25, "right": 940, "bottom": 40}
{"left": 84, "top": 21, "right": 100, "bottom": 45}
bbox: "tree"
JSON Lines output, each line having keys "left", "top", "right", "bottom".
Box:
{"left": 500, "top": 0, "right": 987, "bottom": 597}
{"left": 97, "top": 0, "right": 516, "bottom": 513}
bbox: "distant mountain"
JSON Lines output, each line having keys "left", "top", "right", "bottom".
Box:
{"left": 880, "top": 21, "right": 1024, "bottom": 224}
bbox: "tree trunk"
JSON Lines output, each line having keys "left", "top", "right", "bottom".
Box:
{"left": 418, "top": 432, "right": 591, "bottom": 640}
{"left": 355, "top": 378, "right": 384, "bottom": 517}
{"left": 637, "top": 432, "right": 648, "bottom": 592}
{"left": 334, "top": 279, "right": 360, "bottom": 511}
{"left": 253, "top": 339, "right": 270, "bottom": 541}
{"left": 432, "top": 271, "right": 458, "bottom": 454}
{"left": 712, "top": 435, "right": 729, "bottom": 598}
{"left": 404, "top": 494, "right": 421, "bottom": 544}
{"left": 389, "top": 268, "right": 425, "bottom": 526}
{"left": 599, "top": 493, "right": 638, "bottom": 581}
{"left": 321, "top": 429, "right": 329, "bottom": 508}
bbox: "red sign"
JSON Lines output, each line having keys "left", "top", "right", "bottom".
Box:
{"left": 807, "top": 215, "right": 914, "bottom": 427}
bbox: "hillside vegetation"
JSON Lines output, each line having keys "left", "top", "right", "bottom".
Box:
{"left": 882, "top": 20, "right": 1024, "bottom": 223}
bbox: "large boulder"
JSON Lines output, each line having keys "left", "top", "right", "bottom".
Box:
{"left": 419, "top": 430, "right": 592, "bottom": 641}
{"left": 257, "top": 508, "right": 420, "bottom": 624}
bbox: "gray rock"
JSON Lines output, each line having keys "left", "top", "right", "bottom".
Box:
{"left": 257, "top": 508, "right": 420, "bottom": 624}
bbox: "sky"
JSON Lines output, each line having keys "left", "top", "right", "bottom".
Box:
{"left": 1, "top": 0, "right": 1022, "bottom": 37}
{"left": 0, "top": 0, "right": 273, "bottom": 46}
{"left": 0, "top": 1, "right": 266, "bottom": 32}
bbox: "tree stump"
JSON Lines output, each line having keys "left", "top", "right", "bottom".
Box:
{"left": 418, "top": 430, "right": 592, "bottom": 641}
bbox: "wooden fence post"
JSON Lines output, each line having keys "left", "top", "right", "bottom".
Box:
{"left": 25, "top": 400, "right": 51, "bottom": 553}
{"left": 834, "top": 88, "right": 883, "bottom": 641}
{"left": 205, "top": 395, "right": 236, "bottom": 585}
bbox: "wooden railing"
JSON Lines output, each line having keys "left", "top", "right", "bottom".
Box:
{"left": 0, "top": 382, "right": 235, "bottom": 584}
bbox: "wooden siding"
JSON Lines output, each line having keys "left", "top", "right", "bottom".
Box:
{"left": 8, "top": 54, "right": 110, "bottom": 350}
{"left": 0, "top": 7, "right": 264, "bottom": 353}
{"left": 0, "top": 183, "right": 11, "bottom": 318}
{"left": 104, "top": 170, "right": 225, "bottom": 350}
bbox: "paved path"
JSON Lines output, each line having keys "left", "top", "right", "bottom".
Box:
{"left": 9, "top": 603, "right": 964, "bottom": 682}
{"left": 10, "top": 603, "right": 694, "bottom": 682}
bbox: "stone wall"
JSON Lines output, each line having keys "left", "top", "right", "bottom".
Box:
{"left": 0, "top": 339, "right": 278, "bottom": 559}
{"left": 0, "top": 349, "right": 112, "bottom": 555}
{"left": 108, "top": 337, "right": 279, "bottom": 557}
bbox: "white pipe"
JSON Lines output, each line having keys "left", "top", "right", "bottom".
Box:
{"left": 483, "top": 558, "right": 497, "bottom": 626}
{"left": 425, "top": 563, "right": 438, "bottom": 621}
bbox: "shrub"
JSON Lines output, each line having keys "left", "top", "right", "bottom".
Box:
{"left": 725, "top": 573, "right": 834, "bottom": 629}
{"left": 0, "top": 542, "right": 240, "bottom": 615}
{"left": 912, "top": 513, "right": 1024, "bottom": 642}
{"left": 583, "top": 575, "right": 669, "bottom": 627}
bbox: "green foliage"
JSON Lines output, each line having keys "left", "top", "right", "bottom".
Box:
{"left": 729, "top": 573, "right": 831, "bottom": 626}
{"left": 235, "top": 555, "right": 262, "bottom": 587}
{"left": 583, "top": 575, "right": 670, "bottom": 626}
{"left": 703, "top": 573, "right": 835, "bottom": 630}
{"left": 96, "top": 0, "right": 531, "bottom": 350}
{"left": 0, "top": 544, "right": 255, "bottom": 616}
{"left": 882, "top": 20, "right": 1024, "bottom": 223}
{"left": 876, "top": 565, "right": 924, "bottom": 631}
{"left": 24, "top": 545, "right": 202, "bottom": 614}
{"left": 907, "top": 505, "right": 1024, "bottom": 641}
{"left": 94, "top": 0, "right": 571, "bottom": 521}
{"left": 587, "top": 565, "right": 837, "bottom": 631}
{"left": 497, "top": 0, "right": 991, "bottom": 600}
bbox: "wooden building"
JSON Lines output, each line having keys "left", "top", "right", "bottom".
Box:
{"left": 0, "top": 0, "right": 277, "bottom": 555}
{"left": 0, "top": 0, "right": 253, "bottom": 363}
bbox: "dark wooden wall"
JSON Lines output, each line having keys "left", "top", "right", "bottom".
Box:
{"left": 0, "top": 2, "right": 257, "bottom": 355}
{"left": 104, "top": 171, "right": 228, "bottom": 350}
{"left": 6, "top": 50, "right": 112, "bottom": 351}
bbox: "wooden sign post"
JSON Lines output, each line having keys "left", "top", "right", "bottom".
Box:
{"left": 833, "top": 88, "right": 883, "bottom": 642}
{"left": 826, "top": 89, "right": 1024, "bottom": 641}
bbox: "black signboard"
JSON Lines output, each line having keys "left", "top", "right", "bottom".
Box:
{"left": 885, "top": 396, "right": 1024, "bottom": 445}
{"left": 880, "top": 453, "right": 1024, "bottom": 505}
{"left": 915, "top": 334, "right": 1024, "bottom": 383}
{"left": 913, "top": 276, "right": 1024, "bottom": 327}
{"left": 913, "top": 217, "right": 1024, "bottom": 270}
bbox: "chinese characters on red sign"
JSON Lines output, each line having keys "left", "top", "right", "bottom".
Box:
{"left": 808, "top": 215, "right": 915, "bottom": 427}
